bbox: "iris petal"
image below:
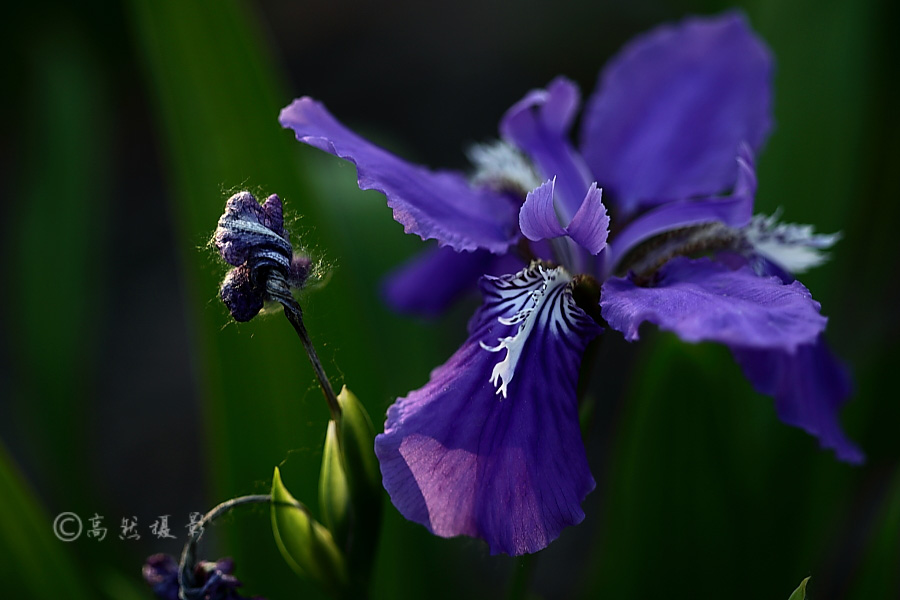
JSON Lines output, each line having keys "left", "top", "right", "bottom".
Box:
{"left": 519, "top": 179, "right": 609, "bottom": 258}
{"left": 580, "top": 12, "right": 773, "bottom": 214}
{"left": 519, "top": 178, "right": 567, "bottom": 241}
{"left": 375, "top": 264, "right": 601, "bottom": 555}
{"left": 500, "top": 78, "right": 595, "bottom": 222}
{"left": 565, "top": 183, "right": 609, "bottom": 256}
{"left": 601, "top": 257, "right": 826, "bottom": 352}
{"left": 732, "top": 335, "right": 864, "bottom": 464}
{"left": 607, "top": 145, "right": 756, "bottom": 271}
{"left": 280, "top": 98, "right": 517, "bottom": 253}
{"left": 382, "top": 245, "right": 524, "bottom": 317}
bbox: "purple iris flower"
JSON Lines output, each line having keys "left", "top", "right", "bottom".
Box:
{"left": 280, "top": 12, "right": 862, "bottom": 555}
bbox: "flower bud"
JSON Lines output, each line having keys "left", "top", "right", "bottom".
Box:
{"left": 270, "top": 468, "right": 348, "bottom": 597}
{"left": 318, "top": 419, "right": 350, "bottom": 546}
{"left": 317, "top": 387, "right": 382, "bottom": 587}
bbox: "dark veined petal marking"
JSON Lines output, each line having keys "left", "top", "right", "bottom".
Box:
{"left": 375, "top": 263, "right": 601, "bottom": 555}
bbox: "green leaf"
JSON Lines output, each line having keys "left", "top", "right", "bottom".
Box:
{"left": 271, "top": 467, "right": 349, "bottom": 597}
{"left": 848, "top": 466, "right": 900, "bottom": 597}
{"left": 0, "top": 441, "right": 95, "bottom": 599}
{"left": 788, "top": 577, "right": 810, "bottom": 600}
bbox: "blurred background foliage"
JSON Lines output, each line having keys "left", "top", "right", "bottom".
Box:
{"left": 1, "top": 0, "right": 897, "bottom": 598}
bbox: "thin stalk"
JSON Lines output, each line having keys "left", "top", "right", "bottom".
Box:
{"left": 266, "top": 273, "right": 342, "bottom": 422}
{"left": 178, "top": 494, "right": 273, "bottom": 593}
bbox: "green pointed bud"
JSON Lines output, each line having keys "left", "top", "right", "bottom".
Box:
{"left": 788, "top": 577, "right": 810, "bottom": 600}
{"left": 319, "top": 419, "right": 351, "bottom": 546}
{"left": 335, "top": 386, "right": 381, "bottom": 509}
{"left": 317, "top": 386, "right": 383, "bottom": 586}
{"left": 271, "top": 467, "right": 348, "bottom": 596}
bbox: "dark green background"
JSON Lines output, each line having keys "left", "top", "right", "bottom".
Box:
{"left": 1, "top": 0, "right": 897, "bottom": 598}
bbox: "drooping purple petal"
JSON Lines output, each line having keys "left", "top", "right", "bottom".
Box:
{"left": 500, "top": 77, "right": 594, "bottom": 222}
{"left": 519, "top": 178, "right": 566, "bottom": 241}
{"left": 601, "top": 257, "right": 826, "bottom": 352}
{"left": 280, "top": 98, "right": 517, "bottom": 253}
{"left": 565, "top": 183, "right": 609, "bottom": 255}
{"left": 580, "top": 12, "right": 773, "bottom": 214}
{"left": 220, "top": 265, "right": 265, "bottom": 322}
{"left": 732, "top": 335, "right": 864, "bottom": 464}
{"left": 607, "top": 145, "right": 756, "bottom": 271}
{"left": 382, "top": 245, "right": 523, "bottom": 317}
{"left": 375, "top": 264, "right": 601, "bottom": 555}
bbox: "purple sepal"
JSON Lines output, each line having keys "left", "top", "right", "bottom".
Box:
{"left": 732, "top": 336, "right": 864, "bottom": 464}
{"left": 375, "top": 265, "right": 600, "bottom": 555}
{"left": 500, "top": 77, "right": 595, "bottom": 222}
{"left": 607, "top": 145, "right": 756, "bottom": 270}
{"left": 382, "top": 246, "right": 522, "bottom": 317}
{"left": 580, "top": 12, "right": 773, "bottom": 215}
{"left": 280, "top": 98, "right": 517, "bottom": 253}
{"left": 601, "top": 257, "right": 826, "bottom": 352}
{"left": 142, "top": 554, "right": 266, "bottom": 600}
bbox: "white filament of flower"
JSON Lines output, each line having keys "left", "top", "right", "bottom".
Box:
{"left": 467, "top": 140, "right": 542, "bottom": 195}
{"left": 743, "top": 210, "right": 841, "bottom": 274}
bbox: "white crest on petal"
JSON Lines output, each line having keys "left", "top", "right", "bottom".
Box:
{"left": 743, "top": 210, "right": 841, "bottom": 274}
{"left": 479, "top": 263, "right": 578, "bottom": 398}
{"left": 467, "top": 140, "right": 542, "bottom": 196}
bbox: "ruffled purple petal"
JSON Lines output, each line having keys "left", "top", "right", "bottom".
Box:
{"left": 580, "top": 12, "right": 773, "bottom": 214}
{"left": 519, "top": 178, "right": 566, "bottom": 241}
{"left": 565, "top": 183, "right": 609, "bottom": 255}
{"left": 607, "top": 145, "right": 757, "bottom": 271}
{"left": 500, "top": 78, "right": 594, "bottom": 222}
{"left": 382, "top": 246, "right": 514, "bottom": 317}
{"left": 376, "top": 264, "right": 601, "bottom": 555}
{"left": 601, "top": 257, "right": 826, "bottom": 352}
{"left": 280, "top": 98, "right": 517, "bottom": 253}
{"left": 732, "top": 335, "right": 864, "bottom": 464}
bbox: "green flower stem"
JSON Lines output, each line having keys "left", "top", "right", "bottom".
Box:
{"left": 178, "top": 494, "right": 274, "bottom": 591}
{"left": 266, "top": 273, "right": 342, "bottom": 422}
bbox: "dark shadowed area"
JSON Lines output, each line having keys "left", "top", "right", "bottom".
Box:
{"left": 1, "top": 0, "right": 897, "bottom": 598}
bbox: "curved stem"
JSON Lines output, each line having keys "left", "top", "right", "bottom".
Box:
{"left": 266, "top": 273, "right": 342, "bottom": 422}
{"left": 178, "top": 494, "right": 272, "bottom": 593}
